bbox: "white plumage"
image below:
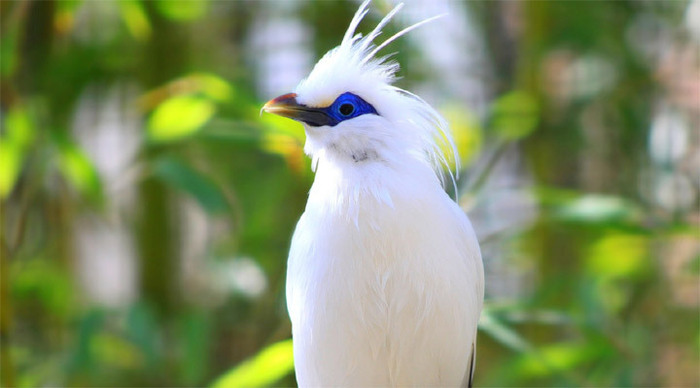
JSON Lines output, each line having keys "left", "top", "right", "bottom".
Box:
{"left": 263, "top": 1, "right": 484, "bottom": 386}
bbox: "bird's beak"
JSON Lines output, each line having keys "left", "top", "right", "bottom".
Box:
{"left": 262, "top": 93, "right": 333, "bottom": 127}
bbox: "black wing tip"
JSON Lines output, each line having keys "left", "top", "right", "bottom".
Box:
{"left": 467, "top": 343, "right": 476, "bottom": 388}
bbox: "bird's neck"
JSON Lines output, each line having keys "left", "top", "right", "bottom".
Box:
{"left": 306, "top": 152, "right": 442, "bottom": 227}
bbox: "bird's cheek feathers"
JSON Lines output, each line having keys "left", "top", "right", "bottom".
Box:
{"left": 302, "top": 116, "right": 391, "bottom": 162}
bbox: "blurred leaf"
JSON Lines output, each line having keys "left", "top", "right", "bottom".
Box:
{"left": 139, "top": 73, "right": 233, "bottom": 111}
{"left": 69, "top": 310, "right": 105, "bottom": 373}
{"left": 555, "top": 194, "right": 642, "bottom": 224}
{"left": 0, "top": 139, "right": 22, "bottom": 198}
{"left": 587, "top": 233, "right": 649, "bottom": 279}
{"left": 152, "top": 156, "right": 229, "bottom": 214}
{"left": 11, "top": 258, "right": 74, "bottom": 319}
{"left": 259, "top": 112, "right": 307, "bottom": 174}
{"left": 91, "top": 332, "right": 143, "bottom": 369}
{"left": 442, "top": 104, "right": 483, "bottom": 167}
{"left": 5, "top": 107, "right": 35, "bottom": 147}
{"left": 199, "top": 119, "right": 261, "bottom": 144}
{"left": 260, "top": 111, "right": 305, "bottom": 140}
{"left": 192, "top": 73, "right": 234, "bottom": 102}
{"left": 260, "top": 132, "right": 304, "bottom": 161}
{"left": 155, "top": 0, "right": 208, "bottom": 21}
{"left": 535, "top": 186, "right": 580, "bottom": 204}
{"left": 148, "top": 96, "right": 215, "bottom": 143}
{"left": 490, "top": 90, "right": 540, "bottom": 140}
{"left": 592, "top": 280, "right": 630, "bottom": 314}
{"left": 126, "top": 302, "right": 159, "bottom": 367}
{"left": 490, "top": 305, "right": 572, "bottom": 326}
{"left": 210, "top": 339, "right": 294, "bottom": 388}
{"left": 56, "top": 0, "right": 83, "bottom": 13}
{"left": 586, "top": 233, "right": 651, "bottom": 313}
{"left": 57, "top": 142, "right": 103, "bottom": 202}
{"left": 54, "top": 0, "right": 83, "bottom": 34}
{"left": 0, "top": 107, "right": 36, "bottom": 198}
{"left": 479, "top": 308, "right": 531, "bottom": 353}
{"left": 118, "top": 0, "right": 151, "bottom": 41}
{"left": 512, "top": 342, "right": 598, "bottom": 379}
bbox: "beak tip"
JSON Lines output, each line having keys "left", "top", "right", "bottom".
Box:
{"left": 260, "top": 100, "right": 273, "bottom": 114}
{"left": 261, "top": 92, "right": 301, "bottom": 118}
{"left": 263, "top": 92, "right": 298, "bottom": 107}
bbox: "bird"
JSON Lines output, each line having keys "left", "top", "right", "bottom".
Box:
{"left": 262, "top": 1, "right": 484, "bottom": 386}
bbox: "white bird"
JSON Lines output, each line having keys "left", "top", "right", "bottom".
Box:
{"left": 262, "top": 1, "right": 484, "bottom": 386}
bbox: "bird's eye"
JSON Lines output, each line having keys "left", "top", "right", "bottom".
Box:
{"left": 339, "top": 103, "right": 355, "bottom": 116}
{"left": 315, "top": 92, "right": 377, "bottom": 126}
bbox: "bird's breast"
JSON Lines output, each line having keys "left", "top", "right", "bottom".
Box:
{"left": 287, "top": 178, "right": 483, "bottom": 386}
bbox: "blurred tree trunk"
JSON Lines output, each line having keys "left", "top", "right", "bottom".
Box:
{"left": 136, "top": 5, "right": 190, "bottom": 318}
{"left": 1, "top": 240, "right": 15, "bottom": 387}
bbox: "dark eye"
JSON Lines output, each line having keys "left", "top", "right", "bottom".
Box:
{"left": 339, "top": 103, "right": 355, "bottom": 116}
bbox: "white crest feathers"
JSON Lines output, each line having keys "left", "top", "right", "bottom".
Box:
{"left": 294, "top": 1, "right": 458, "bottom": 189}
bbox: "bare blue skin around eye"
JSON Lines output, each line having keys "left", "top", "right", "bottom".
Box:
{"left": 325, "top": 92, "right": 379, "bottom": 124}
{"left": 292, "top": 92, "right": 378, "bottom": 127}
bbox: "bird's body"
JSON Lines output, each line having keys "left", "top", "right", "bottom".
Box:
{"left": 263, "top": 1, "right": 484, "bottom": 386}
{"left": 288, "top": 154, "right": 482, "bottom": 386}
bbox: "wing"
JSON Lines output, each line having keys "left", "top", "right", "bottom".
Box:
{"left": 453, "top": 205, "right": 483, "bottom": 388}
{"left": 463, "top": 340, "right": 477, "bottom": 388}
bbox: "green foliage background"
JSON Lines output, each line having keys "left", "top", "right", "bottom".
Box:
{"left": 1, "top": 0, "right": 698, "bottom": 387}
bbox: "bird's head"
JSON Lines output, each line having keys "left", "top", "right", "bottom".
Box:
{"left": 263, "top": 1, "right": 456, "bottom": 182}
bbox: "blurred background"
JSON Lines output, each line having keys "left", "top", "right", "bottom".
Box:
{"left": 1, "top": 0, "right": 699, "bottom": 386}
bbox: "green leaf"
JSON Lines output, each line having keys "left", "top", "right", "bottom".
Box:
{"left": 56, "top": 0, "right": 83, "bottom": 13}
{"left": 199, "top": 119, "right": 261, "bottom": 144}
{"left": 118, "top": 0, "right": 152, "bottom": 41}
{"left": 126, "top": 302, "right": 159, "bottom": 367}
{"left": 210, "top": 339, "right": 294, "bottom": 388}
{"left": 10, "top": 258, "right": 74, "bottom": 319}
{"left": 259, "top": 110, "right": 306, "bottom": 166}
{"left": 0, "top": 139, "right": 22, "bottom": 198}
{"left": 5, "top": 106, "right": 35, "bottom": 147}
{"left": 587, "top": 233, "right": 649, "bottom": 279}
{"left": 512, "top": 342, "right": 598, "bottom": 379}
{"left": 260, "top": 110, "right": 305, "bottom": 140}
{"left": 68, "top": 309, "right": 105, "bottom": 373}
{"left": 91, "top": 332, "right": 143, "bottom": 369}
{"left": 155, "top": 0, "right": 208, "bottom": 21}
{"left": 58, "top": 142, "right": 103, "bottom": 202}
{"left": 442, "top": 104, "right": 483, "bottom": 166}
{"left": 479, "top": 308, "right": 532, "bottom": 353}
{"left": 556, "top": 194, "right": 641, "bottom": 224}
{"left": 0, "top": 107, "right": 36, "bottom": 198}
{"left": 148, "top": 96, "right": 215, "bottom": 143}
{"left": 152, "top": 157, "right": 229, "bottom": 214}
{"left": 490, "top": 90, "right": 540, "bottom": 140}
{"left": 192, "top": 73, "right": 234, "bottom": 102}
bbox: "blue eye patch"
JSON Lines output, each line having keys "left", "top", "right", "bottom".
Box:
{"left": 319, "top": 92, "right": 379, "bottom": 127}
{"left": 291, "top": 92, "right": 378, "bottom": 127}
{"left": 263, "top": 92, "right": 379, "bottom": 127}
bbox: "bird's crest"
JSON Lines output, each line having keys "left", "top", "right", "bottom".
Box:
{"left": 295, "top": 0, "right": 459, "bottom": 190}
